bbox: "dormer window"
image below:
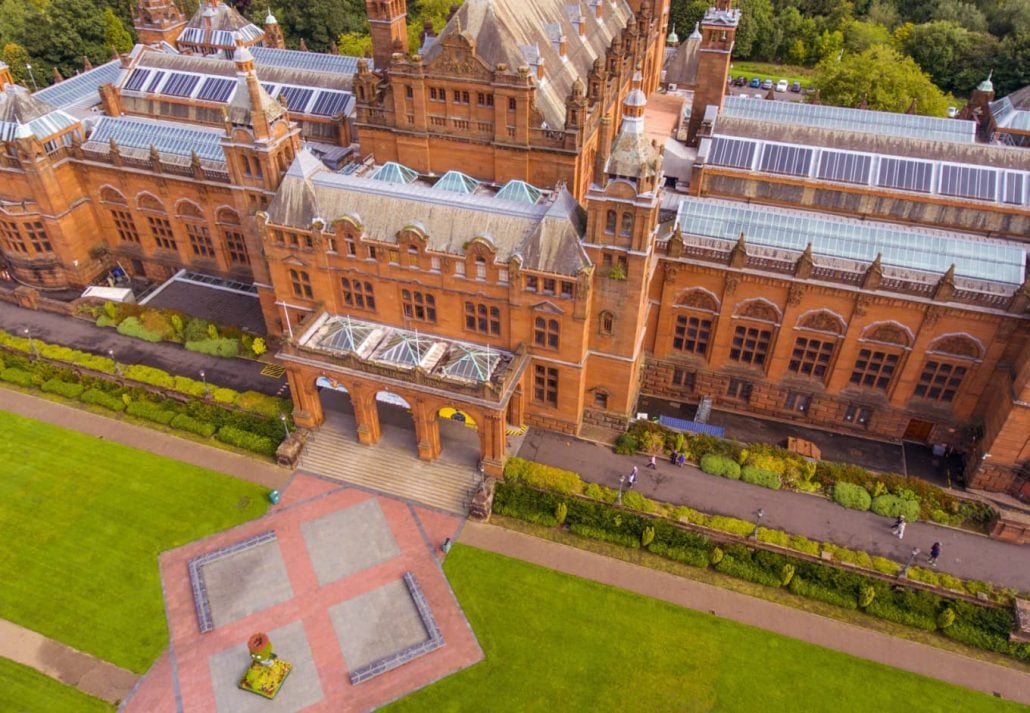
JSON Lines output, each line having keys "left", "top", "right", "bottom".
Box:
{"left": 475, "top": 256, "right": 487, "bottom": 280}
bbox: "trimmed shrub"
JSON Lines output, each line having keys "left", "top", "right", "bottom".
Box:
{"left": 788, "top": 576, "right": 858, "bottom": 609}
{"left": 832, "top": 482, "right": 872, "bottom": 511}
{"left": 613, "top": 434, "right": 638, "bottom": 455}
{"left": 504, "top": 457, "right": 584, "bottom": 495}
{"left": 116, "top": 316, "right": 163, "bottom": 342}
{"left": 139, "top": 310, "right": 175, "bottom": 340}
{"left": 126, "top": 400, "right": 176, "bottom": 425}
{"left": 622, "top": 490, "right": 659, "bottom": 513}
{"left": 865, "top": 599, "right": 937, "bottom": 631}
{"left": 170, "top": 413, "right": 217, "bottom": 438}
{"left": 171, "top": 375, "right": 208, "bottom": 398}
{"left": 706, "top": 515, "right": 755, "bottom": 537}
{"left": 79, "top": 388, "right": 126, "bottom": 412}
{"left": 583, "top": 482, "right": 616, "bottom": 503}
{"left": 870, "top": 494, "right": 921, "bottom": 521}
{"left": 699, "top": 454, "right": 741, "bottom": 479}
{"left": 185, "top": 338, "right": 241, "bottom": 358}
{"left": 41, "top": 378, "right": 84, "bottom": 399}
{"left": 648, "top": 542, "right": 710, "bottom": 567}
{"left": 554, "top": 502, "right": 568, "bottom": 526}
{"left": 871, "top": 556, "right": 901, "bottom": 576}
{"left": 781, "top": 564, "right": 796, "bottom": 586}
{"left": 216, "top": 425, "right": 276, "bottom": 456}
{"left": 0, "top": 367, "right": 34, "bottom": 387}
{"left": 937, "top": 608, "right": 956, "bottom": 629}
{"left": 212, "top": 387, "right": 238, "bottom": 404}
{"left": 184, "top": 318, "right": 211, "bottom": 342}
{"left": 569, "top": 523, "right": 640, "bottom": 549}
{"left": 95, "top": 314, "right": 117, "bottom": 328}
{"left": 714, "top": 555, "right": 783, "bottom": 587}
{"left": 859, "top": 586, "right": 876, "bottom": 608}
{"left": 641, "top": 526, "right": 655, "bottom": 547}
{"left": 122, "top": 364, "right": 174, "bottom": 390}
{"left": 235, "top": 390, "right": 285, "bottom": 417}
{"left": 251, "top": 337, "right": 268, "bottom": 356}
{"left": 740, "top": 465, "right": 782, "bottom": 490}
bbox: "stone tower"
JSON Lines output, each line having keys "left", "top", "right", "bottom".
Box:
{"left": 686, "top": 0, "right": 739, "bottom": 145}
{"left": 263, "top": 10, "right": 285, "bottom": 49}
{"left": 133, "top": 0, "right": 187, "bottom": 46}
{"left": 366, "top": 0, "right": 408, "bottom": 70}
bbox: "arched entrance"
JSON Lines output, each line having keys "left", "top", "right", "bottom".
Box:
{"left": 437, "top": 406, "right": 483, "bottom": 468}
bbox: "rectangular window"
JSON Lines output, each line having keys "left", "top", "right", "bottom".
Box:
{"left": 111, "top": 211, "right": 140, "bottom": 243}
{"left": 534, "top": 316, "right": 560, "bottom": 349}
{"left": 454, "top": 260, "right": 466, "bottom": 276}
{"left": 0, "top": 221, "right": 26, "bottom": 253}
{"left": 914, "top": 360, "right": 966, "bottom": 402}
{"left": 474, "top": 258, "right": 487, "bottom": 280}
{"left": 542, "top": 278, "right": 556, "bottom": 294}
{"left": 186, "top": 223, "right": 215, "bottom": 258}
{"left": 453, "top": 90, "right": 469, "bottom": 104}
{"left": 729, "top": 324, "right": 772, "bottom": 365}
{"left": 849, "top": 349, "right": 899, "bottom": 391}
{"left": 508, "top": 97, "right": 516, "bottom": 111}
{"left": 24, "top": 221, "right": 52, "bottom": 253}
{"left": 476, "top": 92, "right": 494, "bottom": 106}
{"left": 147, "top": 216, "right": 177, "bottom": 250}
{"left": 784, "top": 391, "right": 812, "bottom": 412}
{"left": 788, "top": 336, "right": 835, "bottom": 378}
{"left": 402, "top": 289, "right": 437, "bottom": 322}
{"left": 671, "top": 368, "right": 696, "bottom": 392}
{"left": 534, "top": 365, "right": 558, "bottom": 406}
{"left": 405, "top": 85, "right": 413, "bottom": 98}
{"left": 224, "top": 230, "right": 250, "bottom": 264}
{"left": 465, "top": 302, "right": 501, "bottom": 335}
{"left": 560, "top": 281, "right": 574, "bottom": 298}
{"left": 290, "top": 269, "right": 313, "bottom": 299}
{"left": 430, "top": 87, "right": 444, "bottom": 102}
{"left": 342, "top": 277, "right": 375, "bottom": 310}
{"left": 673, "top": 315, "right": 712, "bottom": 355}
{"left": 727, "top": 378, "right": 753, "bottom": 402}
{"left": 844, "top": 404, "right": 872, "bottom": 427}
{"left": 367, "top": 245, "right": 378, "bottom": 260}
{"left": 525, "top": 275, "right": 538, "bottom": 291}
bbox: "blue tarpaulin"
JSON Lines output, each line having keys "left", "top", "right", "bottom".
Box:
{"left": 658, "top": 415, "right": 726, "bottom": 438}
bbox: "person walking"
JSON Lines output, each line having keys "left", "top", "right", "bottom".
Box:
{"left": 928, "top": 542, "right": 942, "bottom": 567}
{"left": 647, "top": 455, "right": 658, "bottom": 470}
{"left": 628, "top": 467, "right": 638, "bottom": 489}
{"left": 677, "top": 452, "right": 686, "bottom": 468}
{"left": 891, "top": 515, "right": 907, "bottom": 539}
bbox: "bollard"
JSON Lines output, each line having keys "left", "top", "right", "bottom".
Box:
{"left": 268, "top": 490, "right": 281, "bottom": 505}
{"left": 441, "top": 537, "right": 452, "bottom": 553}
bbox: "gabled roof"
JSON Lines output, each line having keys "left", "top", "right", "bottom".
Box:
{"left": 178, "top": 0, "right": 263, "bottom": 51}
{"left": 0, "top": 84, "right": 79, "bottom": 141}
{"left": 422, "top": 0, "right": 633, "bottom": 130}
{"left": 33, "top": 60, "right": 123, "bottom": 111}
{"left": 663, "top": 26, "right": 701, "bottom": 87}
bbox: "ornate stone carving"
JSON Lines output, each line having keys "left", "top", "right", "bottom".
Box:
{"left": 922, "top": 306, "right": 943, "bottom": 327}
{"left": 864, "top": 322, "right": 912, "bottom": 347}
{"left": 930, "top": 334, "right": 982, "bottom": 359}
{"left": 787, "top": 284, "right": 804, "bottom": 306}
{"left": 797, "top": 310, "right": 845, "bottom": 334}
{"left": 854, "top": 295, "right": 870, "bottom": 317}
{"left": 675, "top": 288, "right": 718, "bottom": 312}
{"left": 724, "top": 276, "right": 738, "bottom": 296}
{"left": 734, "top": 298, "right": 780, "bottom": 324}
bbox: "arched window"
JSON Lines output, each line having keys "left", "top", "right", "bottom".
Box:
{"left": 605, "top": 210, "right": 616, "bottom": 234}
{"left": 599, "top": 311, "right": 614, "bottom": 335}
{"left": 99, "top": 186, "right": 127, "bottom": 205}
{"left": 620, "top": 212, "right": 633, "bottom": 237}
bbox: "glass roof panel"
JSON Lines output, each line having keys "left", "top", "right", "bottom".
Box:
{"left": 85, "top": 116, "right": 226, "bottom": 162}
{"left": 35, "top": 60, "right": 122, "bottom": 108}
{"left": 372, "top": 331, "right": 436, "bottom": 367}
{"left": 439, "top": 343, "right": 503, "bottom": 382}
{"left": 433, "top": 170, "right": 480, "bottom": 194}
{"left": 709, "top": 136, "right": 756, "bottom": 169}
{"left": 370, "top": 161, "right": 418, "bottom": 184}
{"left": 496, "top": 179, "right": 543, "bottom": 204}
{"left": 674, "top": 197, "right": 1026, "bottom": 284}
{"left": 315, "top": 317, "right": 378, "bottom": 353}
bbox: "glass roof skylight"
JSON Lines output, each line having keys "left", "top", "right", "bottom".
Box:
{"left": 434, "top": 170, "right": 480, "bottom": 194}
{"left": 315, "top": 317, "right": 378, "bottom": 354}
{"left": 496, "top": 179, "right": 543, "bottom": 204}
{"left": 439, "top": 344, "right": 506, "bottom": 383}
{"left": 369, "top": 161, "right": 418, "bottom": 184}
{"left": 372, "top": 331, "right": 438, "bottom": 368}
{"left": 674, "top": 197, "right": 1026, "bottom": 285}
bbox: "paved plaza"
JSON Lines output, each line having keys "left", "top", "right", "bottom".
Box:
{"left": 121, "top": 473, "right": 479, "bottom": 713}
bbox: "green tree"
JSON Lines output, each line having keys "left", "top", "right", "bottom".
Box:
{"left": 982, "top": 0, "right": 1030, "bottom": 37}
{"left": 994, "top": 32, "right": 1030, "bottom": 97}
{"left": 337, "top": 31, "right": 372, "bottom": 57}
{"left": 812, "top": 29, "right": 844, "bottom": 63}
{"left": 931, "top": 0, "right": 987, "bottom": 32}
{"left": 902, "top": 21, "right": 972, "bottom": 93}
{"left": 843, "top": 19, "right": 892, "bottom": 53}
{"left": 948, "top": 33, "right": 999, "bottom": 96}
{"left": 279, "top": 0, "right": 367, "bottom": 52}
{"left": 669, "top": 0, "right": 708, "bottom": 43}
{"left": 813, "top": 45, "right": 950, "bottom": 115}
{"left": 732, "top": 0, "right": 776, "bottom": 59}
{"left": 1, "top": 42, "right": 30, "bottom": 85}
{"left": 103, "top": 8, "right": 133, "bottom": 55}
{"left": 866, "top": 0, "right": 901, "bottom": 30}
{"left": 786, "top": 38, "right": 808, "bottom": 64}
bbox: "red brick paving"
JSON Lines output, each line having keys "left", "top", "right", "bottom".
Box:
{"left": 412, "top": 506, "right": 467, "bottom": 560}
{"left": 135, "top": 474, "right": 481, "bottom": 712}
{"left": 120, "top": 651, "right": 177, "bottom": 713}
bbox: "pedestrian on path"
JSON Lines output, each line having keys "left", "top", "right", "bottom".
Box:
{"left": 647, "top": 455, "right": 658, "bottom": 469}
{"left": 628, "top": 467, "right": 638, "bottom": 489}
{"left": 928, "top": 542, "right": 942, "bottom": 567}
{"left": 677, "top": 452, "right": 686, "bottom": 468}
{"left": 891, "top": 515, "right": 907, "bottom": 539}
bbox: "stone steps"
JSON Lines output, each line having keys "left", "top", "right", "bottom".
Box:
{"left": 299, "top": 427, "right": 479, "bottom": 514}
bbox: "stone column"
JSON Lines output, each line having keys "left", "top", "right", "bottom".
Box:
{"left": 351, "top": 389, "right": 382, "bottom": 445}
{"left": 412, "top": 400, "right": 441, "bottom": 461}
{"left": 506, "top": 385, "right": 525, "bottom": 428}
{"left": 478, "top": 412, "right": 508, "bottom": 476}
{"left": 287, "top": 368, "right": 324, "bottom": 429}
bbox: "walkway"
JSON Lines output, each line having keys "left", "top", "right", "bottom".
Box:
{"left": 0, "top": 301, "right": 279, "bottom": 396}
{"left": 0, "top": 388, "right": 290, "bottom": 490}
{"left": 460, "top": 522, "right": 1030, "bottom": 706}
{"left": 517, "top": 429, "right": 1030, "bottom": 591}
{"left": 0, "top": 619, "right": 138, "bottom": 706}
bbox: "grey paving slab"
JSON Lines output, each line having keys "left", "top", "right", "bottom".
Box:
{"left": 145, "top": 279, "right": 266, "bottom": 334}
{"left": 202, "top": 540, "right": 294, "bottom": 628}
{"left": 329, "top": 579, "right": 428, "bottom": 671}
{"left": 209, "top": 621, "right": 323, "bottom": 713}
{"left": 301, "top": 498, "right": 401, "bottom": 586}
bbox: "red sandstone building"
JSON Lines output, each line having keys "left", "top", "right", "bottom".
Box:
{"left": 0, "top": 0, "right": 1027, "bottom": 497}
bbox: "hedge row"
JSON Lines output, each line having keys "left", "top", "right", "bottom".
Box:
{"left": 624, "top": 420, "right": 993, "bottom": 528}
{"left": 0, "top": 350, "right": 285, "bottom": 458}
{"left": 0, "top": 329, "right": 289, "bottom": 420}
{"left": 494, "top": 479, "right": 1029, "bottom": 662}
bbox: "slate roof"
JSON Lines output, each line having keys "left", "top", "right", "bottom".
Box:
{"left": 177, "top": 0, "right": 263, "bottom": 50}
{"left": 33, "top": 61, "right": 123, "bottom": 111}
{"left": 0, "top": 84, "right": 80, "bottom": 141}
{"left": 422, "top": 0, "right": 634, "bottom": 129}
{"left": 267, "top": 151, "right": 589, "bottom": 275}
{"left": 663, "top": 26, "right": 701, "bottom": 87}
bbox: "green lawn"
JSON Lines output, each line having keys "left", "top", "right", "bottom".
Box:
{"left": 0, "top": 657, "right": 113, "bottom": 713}
{"left": 0, "top": 410, "right": 269, "bottom": 674}
{"left": 385, "top": 546, "right": 1027, "bottom": 713}
{"left": 729, "top": 60, "right": 814, "bottom": 87}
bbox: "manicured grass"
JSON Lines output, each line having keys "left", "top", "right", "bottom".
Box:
{"left": 385, "top": 545, "right": 1027, "bottom": 712}
{"left": 0, "top": 410, "right": 269, "bottom": 674}
{"left": 0, "top": 657, "right": 113, "bottom": 713}
{"left": 729, "top": 60, "right": 814, "bottom": 86}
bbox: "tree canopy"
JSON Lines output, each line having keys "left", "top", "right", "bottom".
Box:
{"left": 813, "top": 45, "right": 951, "bottom": 115}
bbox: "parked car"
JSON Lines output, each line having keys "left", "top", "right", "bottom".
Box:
{"left": 776, "top": 79, "right": 789, "bottom": 92}
{"left": 760, "top": 79, "right": 774, "bottom": 90}
{"left": 790, "top": 81, "right": 802, "bottom": 93}
{"left": 749, "top": 77, "right": 761, "bottom": 88}
{"left": 734, "top": 76, "right": 748, "bottom": 86}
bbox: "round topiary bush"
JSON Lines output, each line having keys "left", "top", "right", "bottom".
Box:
{"left": 740, "top": 465, "right": 782, "bottom": 490}
{"left": 700, "top": 454, "right": 741, "bottom": 479}
{"left": 832, "top": 482, "right": 872, "bottom": 511}
{"left": 870, "top": 494, "right": 920, "bottom": 520}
